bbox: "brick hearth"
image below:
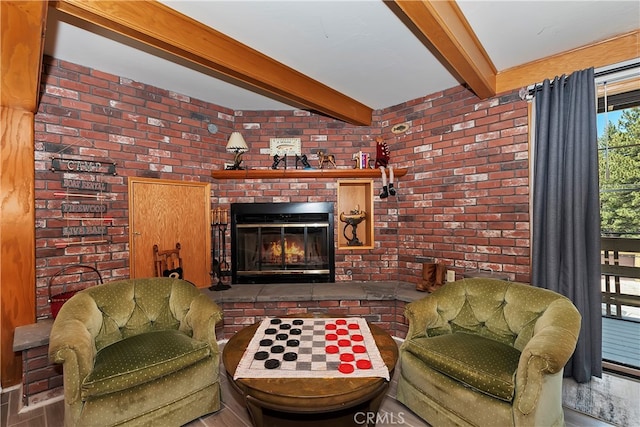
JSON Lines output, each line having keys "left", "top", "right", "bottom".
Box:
{"left": 207, "top": 281, "right": 421, "bottom": 339}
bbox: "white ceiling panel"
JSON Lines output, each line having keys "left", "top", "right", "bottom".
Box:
{"left": 43, "top": 1, "right": 640, "bottom": 114}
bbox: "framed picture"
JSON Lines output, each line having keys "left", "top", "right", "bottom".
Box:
{"left": 270, "top": 138, "right": 301, "bottom": 156}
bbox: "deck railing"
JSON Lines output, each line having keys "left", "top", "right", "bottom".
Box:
{"left": 601, "top": 237, "right": 640, "bottom": 320}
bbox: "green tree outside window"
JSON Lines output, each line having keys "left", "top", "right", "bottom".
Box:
{"left": 598, "top": 107, "right": 640, "bottom": 238}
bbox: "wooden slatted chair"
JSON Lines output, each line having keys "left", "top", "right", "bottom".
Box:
{"left": 154, "top": 242, "right": 183, "bottom": 278}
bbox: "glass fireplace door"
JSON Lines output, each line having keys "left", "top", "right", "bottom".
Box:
{"left": 235, "top": 223, "right": 330, "bottom": 280}
{"left": 231, "top": 201, "right": 335, "bottom": 284}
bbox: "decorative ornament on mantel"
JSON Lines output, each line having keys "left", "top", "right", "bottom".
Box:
{"left": 225, "top": 132, "right": 249, "bottom": 170}
{"left": 340, "top": 205, "right": 367, "bottom": 246}
{"left": 375, "top": 136, "right": 396, "bottom": 199}
{"left": 391, "top": 122, "right": 409, "bottom": 134}
{"left": 317, "top": 150, "right": 337, "bottom": 169}
{"left": 211, "top": 168, "right": 408, "bottom": 180}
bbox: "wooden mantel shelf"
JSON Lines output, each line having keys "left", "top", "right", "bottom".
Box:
{"left": 211, "top": 168, "right": 408, "bottom": 180}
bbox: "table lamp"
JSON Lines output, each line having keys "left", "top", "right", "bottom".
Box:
{"left": 225, "top": 132, "right": 248, "bottom": 170}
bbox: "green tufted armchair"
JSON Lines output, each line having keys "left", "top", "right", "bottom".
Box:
{"left": 397, "top": 278, "right": 581, "bottom": 427}
{"left": 49, "top": 277, "right": 223, "bottom": 427}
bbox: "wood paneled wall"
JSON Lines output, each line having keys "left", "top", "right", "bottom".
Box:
{"left": 1, "top": 108, "right": 37, "bottom": 387}
{"left": 1, "top": 1, "right": 46, "bottom": 387}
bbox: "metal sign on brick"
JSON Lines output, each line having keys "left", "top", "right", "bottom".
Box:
{"left": 62, "top": 178, "right": 110, "bottom": 192}
{"left": 61, "top": 203, "right": 108, "bottom": 213}
{"left": 51, "top": 156, "right": 117, "bottom": 175}
{"left": 62, "top": 226, "right": 108, "bottom": 237}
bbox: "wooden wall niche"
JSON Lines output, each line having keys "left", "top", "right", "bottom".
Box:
{"left": 336, "top": 179, "right": 374, "bottom": 250}
{"left": 128, "top": 178, "right": 211, "bottom": 287}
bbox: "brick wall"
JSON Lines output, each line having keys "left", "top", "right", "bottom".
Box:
{"left": 25, "top": 56, "right": 529, "bottom": 403}
{"left": 34, "top": 57, "right": 236, "bottom": 319}
{"left": 21, "top": 345, "right": 62, "bottom": 403}
{"left": 376, "top": 88, "right": 531, "bottom": 284}
{"left": 34, "top": 57, "right": 530, "bottom": 319}
{"left": 224, "top": 88, "right": 531, "bottom": 285}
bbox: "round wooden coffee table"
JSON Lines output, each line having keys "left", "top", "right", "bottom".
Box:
{"left": 222, "top": 316, "right": 398, "bottom": 427}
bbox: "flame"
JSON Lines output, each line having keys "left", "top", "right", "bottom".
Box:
{"left": 266, "top": 238, "right": 305, "bottom": 263}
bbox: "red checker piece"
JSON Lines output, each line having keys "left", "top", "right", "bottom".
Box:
{"left": 325, "top": 323, "right": 337, "bottom": 330}
{"left": 348, "top": 323, "right": 360, "bottom": 330}
{"left": 336, "top": 329, "right": 349, "bottom": 335}
{"left": 340, "top": 353, "right": 355, "bottom": 362}
{"left": 356, "top": 359, "right": 372, "bottom": 369}
{"left": 325, "top": 333, "right": 338, "bottom": 341}
{"left": 352, "top": 345, "right": 366, "bottom": 353}
{"left": 351, "top": 334, "right": 364, "bottom": 341}
{"left": 338, "top": 339, "right": 351, "bottom": 347}
{"left": 326, "top": 345, "right": 339, "bottom": 354}
{"left": 338, "top": 363, "right": 354, "bottom": 374}
{"left": 336, "top": 319, "right": 347, "bottom": 325}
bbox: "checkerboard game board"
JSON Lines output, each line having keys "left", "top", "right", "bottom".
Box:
{"left": 233, "top": 317, "right": 390, "bottom": 380}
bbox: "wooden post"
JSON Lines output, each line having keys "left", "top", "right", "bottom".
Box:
{"left": 1, "top": 0, "right": 47, "bottom": 387}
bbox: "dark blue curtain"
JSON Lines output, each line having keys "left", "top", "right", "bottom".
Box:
{"left": 532, "top": 68, "right": 602, "bottom": 383}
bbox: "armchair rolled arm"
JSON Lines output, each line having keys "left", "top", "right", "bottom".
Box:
{"left": 403, "top": 296, "right": 441, "bottom": 340}
{"left": 49, "top": 293, "right": 103, "bottom": 404}
{"left": 515, "top": 299, "right": 581, "bottom": 415}
{"left": 49, "top": 320, "right": 96, "bottom": 405}
{"left": 183, "top": 294, "right": 223, "bottom": 350}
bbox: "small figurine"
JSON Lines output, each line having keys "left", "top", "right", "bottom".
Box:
{"left": 296, "top": 154, "right": 312, "bottom": 169}
{"left": 375, "top": 136, "right": 396, "bottom": 198}
{"left": 226, "top": 151, "right": 246, "bottom": 170}
{"left": 317, "top": 150, "right": 337, "bottom": 169}
{"left": 272, "top": 154, "right": 286, "bottom": 169}
{"left": 339, "top": 205, "right": 366, "bottom": 246}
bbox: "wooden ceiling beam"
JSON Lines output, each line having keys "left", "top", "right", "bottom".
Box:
{"left": 51, "top": 0, "right": 373, "bottom": 126}
{"left": 387, "top": 0, "right": 497, "bottom": 99}
{"left": 496, "top": 30, "right": 640, "bottom": 94}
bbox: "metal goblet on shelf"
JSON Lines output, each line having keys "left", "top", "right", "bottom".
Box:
{"left": 339, "top": 205, "right": 366, "bottom": 246}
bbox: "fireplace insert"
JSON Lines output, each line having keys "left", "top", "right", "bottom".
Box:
{"left": 230, "top": 202, "right": 335, "bottom": 284}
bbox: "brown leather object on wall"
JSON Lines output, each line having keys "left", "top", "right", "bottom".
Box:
{"left": 417, "top": 263, "right": 447, "bottom": 293}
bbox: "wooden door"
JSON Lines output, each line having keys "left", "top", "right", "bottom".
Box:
{"left": 128, "top": 178, "right": 211, "bottom": 287}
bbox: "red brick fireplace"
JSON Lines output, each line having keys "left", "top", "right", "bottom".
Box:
{"left": 34, "top": 56, "right": 531, "bottom": 319}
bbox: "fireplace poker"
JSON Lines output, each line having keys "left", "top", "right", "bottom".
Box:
{"left": 209, "top": 208, "right": 231, "bottom": 291}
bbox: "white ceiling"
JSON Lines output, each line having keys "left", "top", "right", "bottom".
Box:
{"left": 44, "top": 1, "right": 640, "bottom": 113}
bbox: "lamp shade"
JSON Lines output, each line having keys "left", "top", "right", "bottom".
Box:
{"left": 226, "top": 132, "right": 248, "bottom": 152}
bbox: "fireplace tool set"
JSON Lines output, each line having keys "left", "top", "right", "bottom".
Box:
{"left": 210, "top": 207, "right": 231, "bottom": 291}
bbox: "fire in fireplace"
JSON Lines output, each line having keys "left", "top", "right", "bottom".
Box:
{"left": 230, "top": 202, "right": 335, "bottom": 284}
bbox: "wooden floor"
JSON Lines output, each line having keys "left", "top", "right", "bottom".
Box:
{"left": 1, "top": 339, "right": 613, "bottom": 427}
{"left": 603, "top": 316, "right": 640, "bottom": 369}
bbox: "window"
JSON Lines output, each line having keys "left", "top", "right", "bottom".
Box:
{"left": 597, "top": 69, "right": 640, "bottom": 240}
{"left": 596, "top": 62, "right": 640, "bottom": 377}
